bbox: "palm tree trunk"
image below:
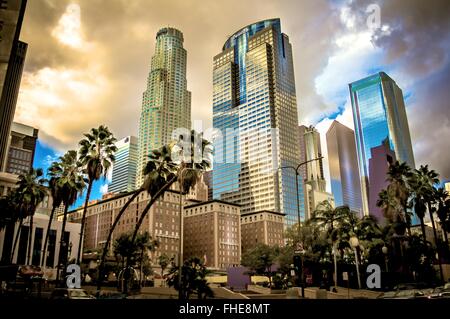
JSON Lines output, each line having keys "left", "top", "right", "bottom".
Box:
{"left": 10, "top": 219, "right": 24, "bottom": 263}
{"left": 56, "top": 205, "right": 69, "bottom": 284}
{"left": 77, "top": 180, "right": 93, "bottom": 264}
{"left": 123, "top": 176, "right": 177, "bottom": 292}
{"left": 97, "top": 188, "right": 143, "bottom": 291}
{"left": 26, "top": 214, "right": 34, "bottom": 265}
{"left": 420, "top": 217, "right": 427, "bottom": 243}
{"left": 40, "top": 205, "right": 57, "bottom": 267}
{"left": 427, "top": 202, "right": 444, "bottom": 283}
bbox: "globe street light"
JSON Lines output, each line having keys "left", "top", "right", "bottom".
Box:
{"left": 349, "top": 236, "right": 361, "bottom": 289}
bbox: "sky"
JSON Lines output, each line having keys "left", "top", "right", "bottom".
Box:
{"left": 20, "top": 0, "right": 450, "bottom": 205}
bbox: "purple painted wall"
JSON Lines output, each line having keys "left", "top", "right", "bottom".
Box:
{"left": 368, "top": 141, "right": 396, "bottom": 223}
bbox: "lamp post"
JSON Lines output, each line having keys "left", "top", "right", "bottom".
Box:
{"left": 382, "top": 245, "right": 389, "bottom": 272}
{"left": 279, "top": 157, "right": 323, "bottom": 299}
{"left": 349, "top": 236, "right": 361, "bottom": 289}
{"left": 332, "top": 243, "right": 338, "bottom": 292}
{"left": 278, "top": 156, "right": 324, "bottom": 228}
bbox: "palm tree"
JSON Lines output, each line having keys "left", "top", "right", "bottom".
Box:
{"left": 40, "top": 164, "right": 64, "bottom": 267}
{"left": 413, "top": 165, "right": 444, "bottom": 282}
{"left": 0, "top": 192, "right": 20, "bottom": 263}
{"left": 310, "top": 201, "right": 350, "bottom": 238}
{"left": 435, "top": 187, "right": 450, "bottom": 257}
{"left": 97, "top": 142, "right": 178, "bottom": 290}
{"left": 130, "top": 131, "right": 212, "bottom": 247}
{"left": 13, "top": 168, "right": 48, "bottom": 265}
{"left": 77, "top": 125, "right": 117, "bottom": 264}
{"left": 408, "top": 174, "right": 429, "bottom": 242}
{"left": 386, "top": 161, "right": 413, "bottom": 233}
{"left": 52, "top": 150, "right": 86, "bottom": 282}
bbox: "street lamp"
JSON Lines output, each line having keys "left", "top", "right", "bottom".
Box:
{"left": 278, "top": 156, "right": 324, "bottom": 227}
{"left": 332, "top": 243, "right": 338, "bottom": 292}
{"left": 349, "top": 236, "right": 361, "bottom": 289}
{"left": 382, "top": 245, "right": 389, "bottom": 272}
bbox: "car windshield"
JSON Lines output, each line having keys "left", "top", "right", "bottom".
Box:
{"left": 69, "top": 290, "right": 90, "bottom": 298}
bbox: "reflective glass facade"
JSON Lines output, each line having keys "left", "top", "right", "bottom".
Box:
{"left": 213, "top": 19, "right": 304, "bottom": 226}
{"left": 109, "top": 136, "right": 138, "bottom": 193}
{"left": 136, "top": 28, "right": 191, "bottom": 187}
{"left": 326, "top": 120, "right": 363, "bottom": 215}
{"left": 349, "top": 72, "right": 415, "bottom": 216}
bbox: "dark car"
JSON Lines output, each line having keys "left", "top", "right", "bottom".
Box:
{"left": 95, "top": 291, "right": 127, "bottom": 299}
{"left": 50, "top": 288, "right": 95, "bottom": 299}
{"left": 378, "top": 289, "right": 428, "bottom": 299}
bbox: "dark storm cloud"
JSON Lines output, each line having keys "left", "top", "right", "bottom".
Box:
{"left": 14, "top": 0, "right": 450, "bottom": 181}
{"left": 357, "top": 0, "right": 450, "bottom": 179}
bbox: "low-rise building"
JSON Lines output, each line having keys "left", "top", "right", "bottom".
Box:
{"left": 0, "top": 213, "right": 80, "bottom": 275}
{"left": 240, "top": 210, "right": 285, "bottom": 253}
{"left": 183, "top": 200, "right": 241, "bottom": 270}
{"left": 66, "top": 178, "right": 209, "bottom": 265}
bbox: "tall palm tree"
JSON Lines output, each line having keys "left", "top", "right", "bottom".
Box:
{"left": 130, "top": 131, "right": 213, "bottom": 246}
{"left": 408, "top": 174, "right": 429, "bottom": 242}
{"left": 13, "top": 168, "right": 48, "bottom": 265}
{"left": 40, "top": 164, "right": 64, "bottom": 267}
{"left": 0, "top": 192, "right": 20, "bottom": 263}
{"left": 386, "top": 161, "right": 413, "bottom": 233}
{"left": 97, "top": 131, "right": 212, "bottom": 291}
{"left": 413, "top": 165, "right": 444, "bottom": 282}
{"left": 97, "top": 142, "right": 178, "bottom": 290}
{"left": 435, "top": 187, "right": 450, "bottom": 257}
{"left": 77, "top": 125, "right": 117, "bottom": 264}
{"left": 52, "top": 151, "right": 86, "bottom": 282}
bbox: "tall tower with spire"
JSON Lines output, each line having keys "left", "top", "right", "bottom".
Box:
{"left": 136, "top": 27, "right": 191, "bottom": 188}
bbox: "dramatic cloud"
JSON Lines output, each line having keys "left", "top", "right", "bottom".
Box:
{"left": 14, "top": 0, "right": 450, "bottom": 186}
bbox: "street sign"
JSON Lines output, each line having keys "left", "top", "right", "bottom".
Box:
{"left": 342, "top": 272, "right": 348, "bottom": 281}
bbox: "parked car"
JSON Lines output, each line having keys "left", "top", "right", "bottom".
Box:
{"left": 428, "top": 287, "right": 450, "bottom": 299}
{"left": 95, "top": 291, "right": 127, "bottom": 299}
{"left": 50, "top": 288, "right": 95, "bottom": 299}
{"left": 378, "top": 289, "right": 428, "bottom": 299}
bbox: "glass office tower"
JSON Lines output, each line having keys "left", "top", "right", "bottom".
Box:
{"left": 136, "top": 28, "right": 191, "bottom": 188}
{"left": 109, "top": 136, "right": 138, "bottom": 193}
{"left": 349, "top": 72, "right": 415, "bottom": 217}
{"left": 212, "top": 19, "right": 303, "bottom": 226}
{"left": 326, "top": 120, "right": 363, "bottom": 215}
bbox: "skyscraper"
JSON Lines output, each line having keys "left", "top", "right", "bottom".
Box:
{"left": 0, "top": 0, "right": 28, "bottom": 172}
{"left": 4, "top": 122, "right": 38, "bottom": 175}
{"left": 212, "top": 19, "right": 303, "bottom": 226}
{"left": 349, "top": 72, "right": 415, "bottom": 216}
{"left": 136, "top": 27, "right": 191, "bottom": 188}
{"left": 300, "top": 125, "right": 334, "bottom": 218}
{"left": 326, "top": 120, "right": 363, "bottom": 214}
{"left": 109, "top": 136, "right": 138, "bottom": 194}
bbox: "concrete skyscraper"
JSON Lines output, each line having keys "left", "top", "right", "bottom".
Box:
{"left": 326, "top": 120, "right": 363, "bottom": 215}
{"left": 212, "top": 19, "right": 303, "bottom": 226}
{"left": 0, "top": 0, "right": 28, "bottom": 172}
{"left": 349, "top": 72, "right": 415, "bottom": 217}
{"left": 136, "top": 27, "right": 191, "bottom": 188}
{"left": 300, "top": 125, "right": 334, "bottom": 219}
{"left": 109, "top": 136, "right": 138, "bottom": 194}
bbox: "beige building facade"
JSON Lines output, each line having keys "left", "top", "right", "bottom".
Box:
{"left": 240, "top": 210, "right": 285, "bottom": 253}
{"left": 183, "top": 200, "right": 241, "bottom": 270}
